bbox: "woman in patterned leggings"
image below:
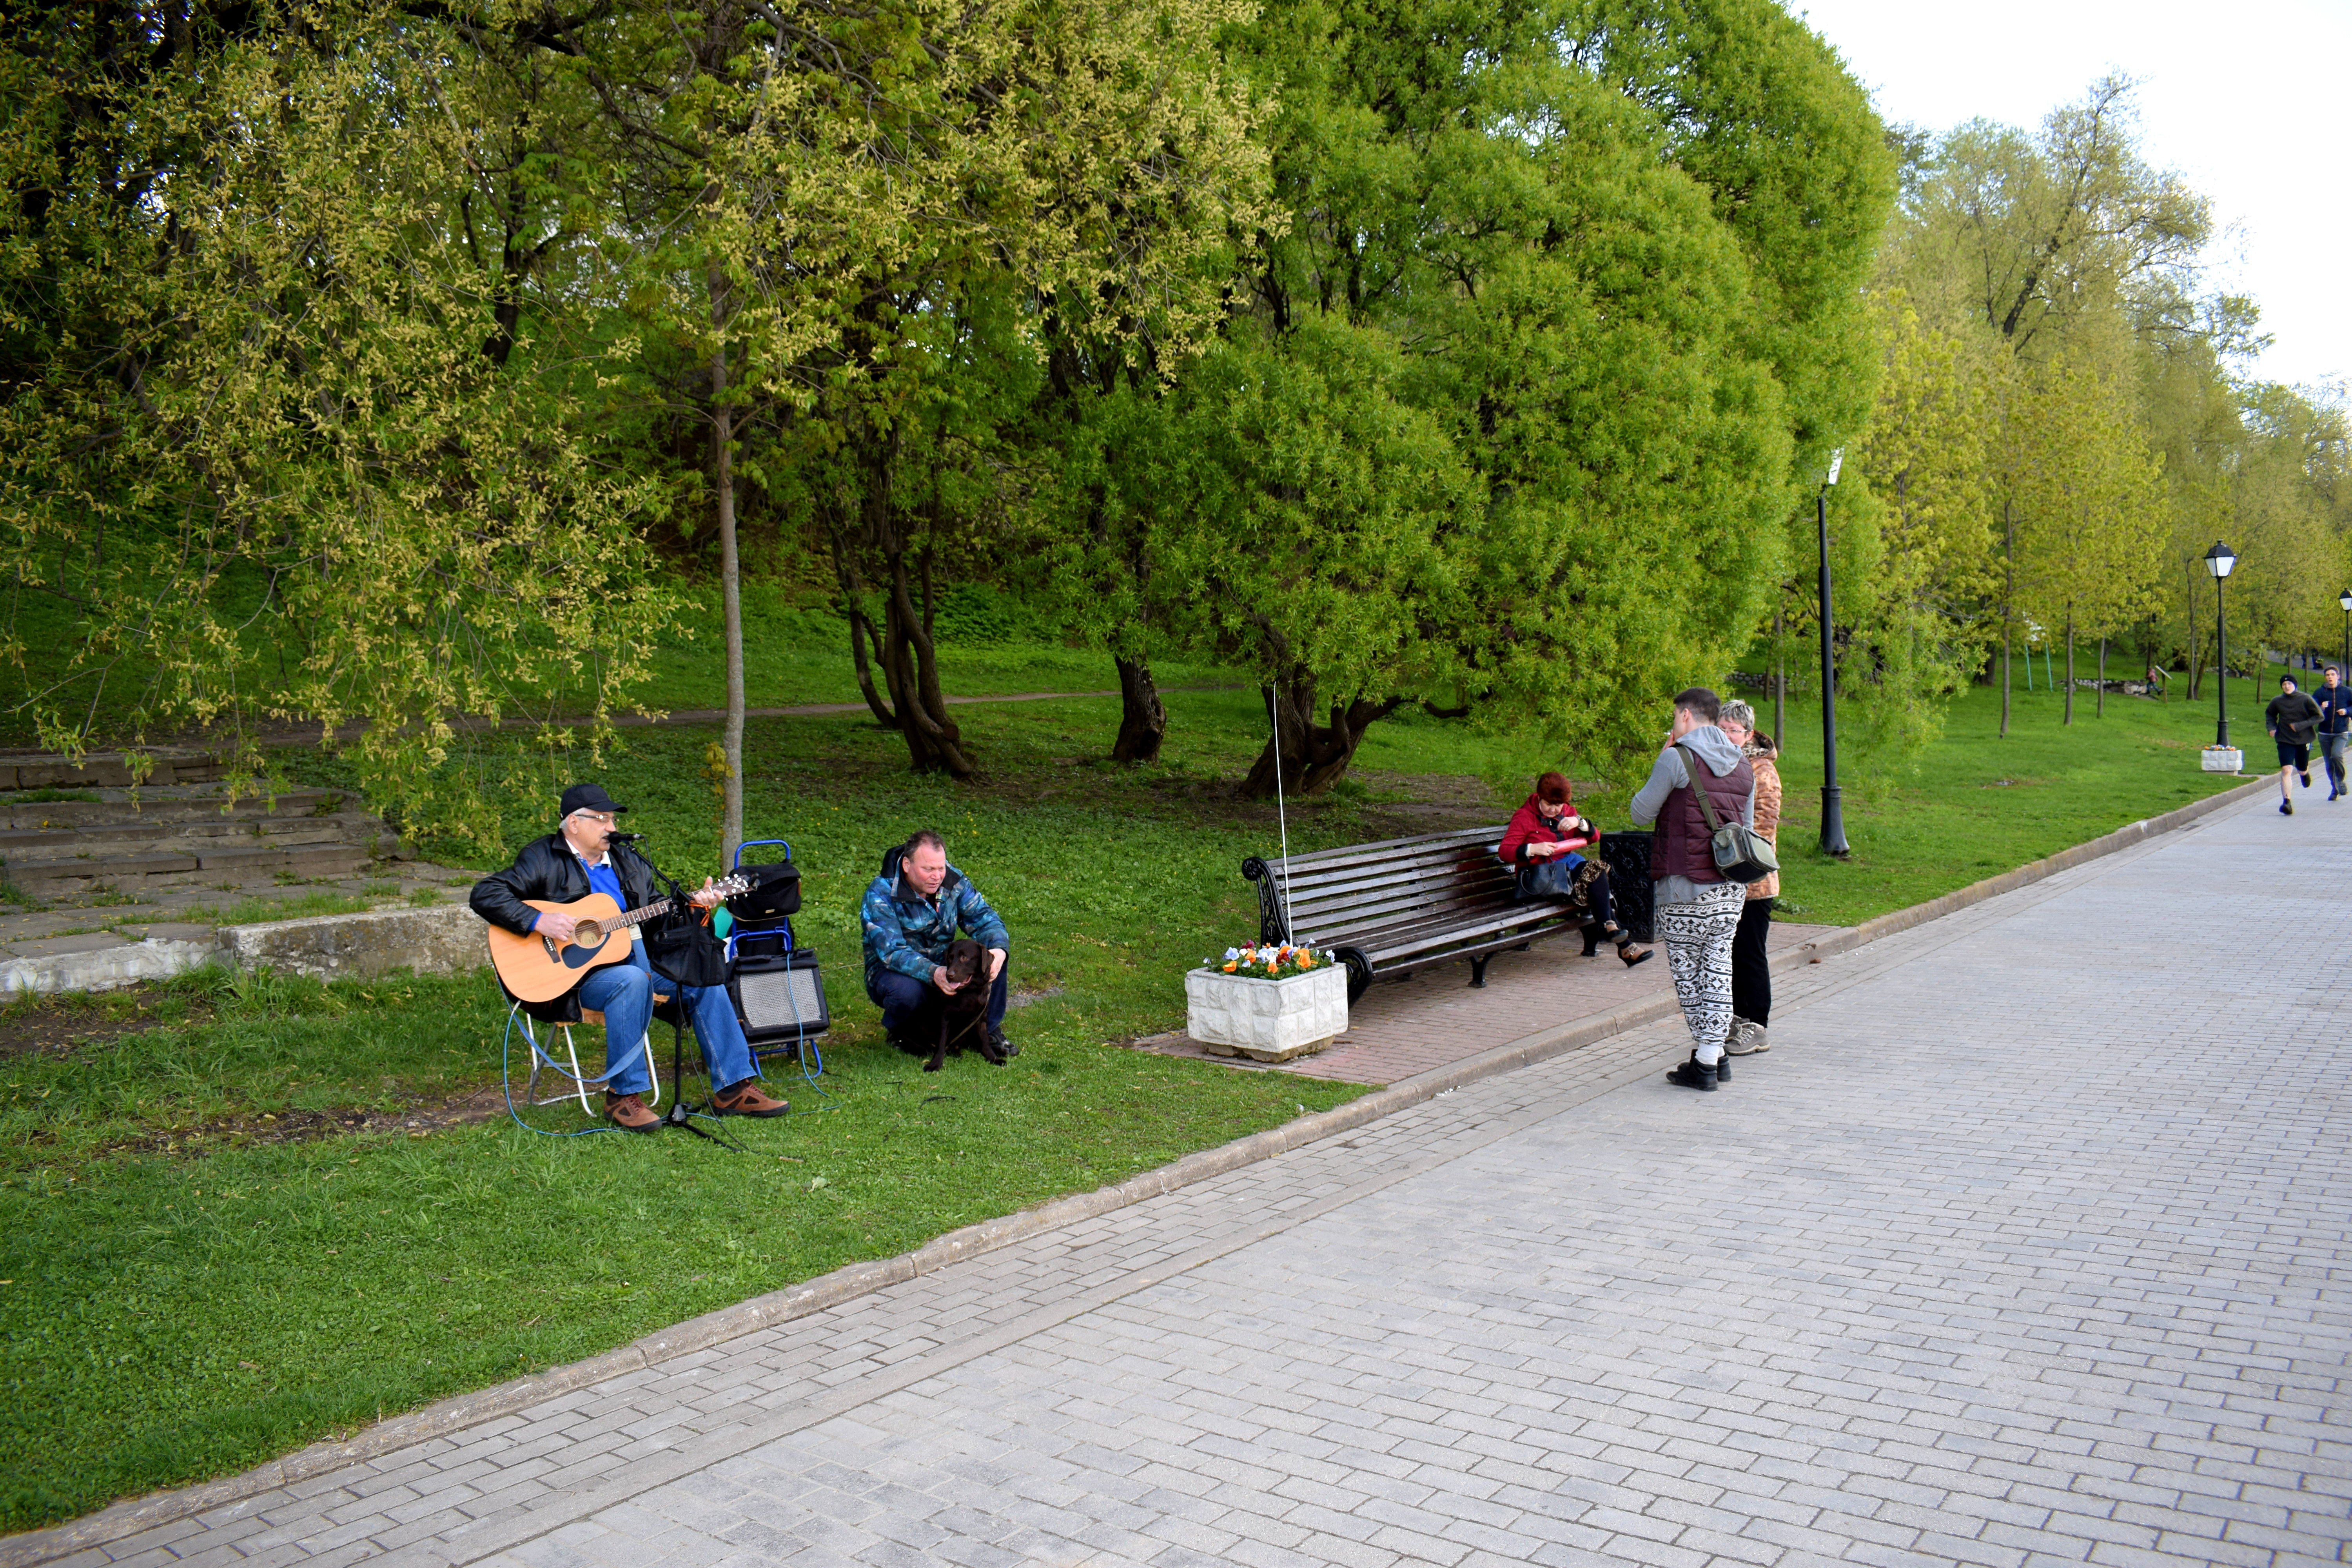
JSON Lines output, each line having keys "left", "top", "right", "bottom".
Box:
{"left": 1627, "top": 686, "right": 1755, "bottom": 1092}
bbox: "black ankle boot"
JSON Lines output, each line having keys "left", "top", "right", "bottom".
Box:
{"left": 1712, "top": 1050, "right": 1731, "bottom": 1083}
{"left": 1580, "top": 925, "right": 1603, "bottom": 958}
{"left": 1666, "top": 1054, "right": 1718, "bottom": 1091}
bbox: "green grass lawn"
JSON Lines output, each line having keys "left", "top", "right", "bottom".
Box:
{"left": 0, "top": 577, "right": 1243, "bottom": 745}
{"left": 627, "top": 582, "right": 1248, "bottom": 713}
{"left": 0, "top": 690, "right": 1397, "bottom": 1534}
{"left": 0, "top": 645, "right": 2287, "bottom": 1532}
{"left": 1754, "top": 674, "right": 2264, "bottom": 925}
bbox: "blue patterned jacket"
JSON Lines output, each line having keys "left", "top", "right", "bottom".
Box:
{"left": 860, "top": 846, "right": 1010, "bottom": 998}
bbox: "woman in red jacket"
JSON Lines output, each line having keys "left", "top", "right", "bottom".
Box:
{"left": 1498, "top": 772, "right": 1652, "bottom": 966}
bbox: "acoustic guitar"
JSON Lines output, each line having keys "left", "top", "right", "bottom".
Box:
{"left": 486, "top": 873, "right": 751, "bottom": 1004}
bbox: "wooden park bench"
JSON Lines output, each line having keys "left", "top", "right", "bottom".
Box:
{"left": 1242, "top": 827, "right": 1654, "bottom": 1003}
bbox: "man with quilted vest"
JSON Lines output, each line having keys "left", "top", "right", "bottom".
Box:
{"left": 1629, "top": 687, "right": 1755, "bottom": 1092}
{"left": 861, "top": 829, "right": 1015, "bottom": 1057}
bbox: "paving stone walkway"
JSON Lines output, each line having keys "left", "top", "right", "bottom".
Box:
{"left": 30, "top": 786, "right": 2352, "bottom": 1568}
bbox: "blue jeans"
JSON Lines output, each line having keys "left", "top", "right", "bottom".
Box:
{"left": 573, "top": 944, "right": 757, "bottom": 1097}
{"left": 869, "top": 967, "right": 1008, "bottom": 1039}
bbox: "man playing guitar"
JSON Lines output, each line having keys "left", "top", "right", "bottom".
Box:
{"left": 471, "top": 784, "right": 788, "bottom": 1131}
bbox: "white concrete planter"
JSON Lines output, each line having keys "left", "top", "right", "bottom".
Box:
{"left": 1185, "top": 963, "right": 1348, "bottom": 1063}
{"left": 2202, "top": 746, "right": 2244, "bottom": 773}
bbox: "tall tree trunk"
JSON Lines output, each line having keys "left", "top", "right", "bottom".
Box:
{"left": 709, "top": 263, "right": 744, "bottom": 863}
{"left": 866, "top": 495, "right": 974, "bottom": 779}
{"left": 1111, "top": 655, "right": 1166, "bottom": 762}
{"left": 2000, "top": 503, "right": 2014, "bottom": 736}
{"left": 1239, "top": 672, "right": 1402, "bottom": 797}
{"left": 2063, "top": 608, "right": 2074, "bottom": 725}
{"left": 839, "top": 426, "right": 975, "bottom": 777}
{"left": 826, "top": 525, "right": 898, "bottom": 728}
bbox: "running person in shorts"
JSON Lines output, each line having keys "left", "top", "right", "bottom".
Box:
{"left": 2265, "top": 675, "right": 2325, "bottom": 816}
{"left": 2313, "top": 666, "right": 2351, "bottom": 802}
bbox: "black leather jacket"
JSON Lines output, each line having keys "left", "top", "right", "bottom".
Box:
{"left": 472, "top": 833, "right": 659, "bottom": 1022}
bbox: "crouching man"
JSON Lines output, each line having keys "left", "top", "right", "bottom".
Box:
{"left": 861, "top": 829, "right": 1015, "bottom": 1058}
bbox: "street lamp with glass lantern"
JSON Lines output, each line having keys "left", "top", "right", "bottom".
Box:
{"left": 1817, "top": 449, "right": 1849, "bottom": 856}
{"left": 2204, "top": 541, "right": 2236, "bottom": 747}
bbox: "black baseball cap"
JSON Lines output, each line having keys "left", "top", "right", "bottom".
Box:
{"left": 559, "top": 783, "right": 628, "bottom": 817}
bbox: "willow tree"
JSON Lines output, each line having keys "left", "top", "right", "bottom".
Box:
{"left": 2008, "top": 358, "right": 2166, "bottom": 724}
{"left": 0, "top": 2, "right": 677, "bottom": 854}
{"left": 1837, "top": 294, "right": 2000, "bottom": 759}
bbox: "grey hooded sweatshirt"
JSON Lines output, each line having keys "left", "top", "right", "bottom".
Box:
{"left": 1628, "top": 723, "right": 1755, "bottom": 907}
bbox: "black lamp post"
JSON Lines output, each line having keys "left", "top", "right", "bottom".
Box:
{"left": 2205, "top": 541, "right": 2236, "bottom": 748}
{"left": 2338, "top": 589, "right": 2350, "bottom": 676}
{"left": 1818, "top": 449, "right": 1849, "bottom": 856}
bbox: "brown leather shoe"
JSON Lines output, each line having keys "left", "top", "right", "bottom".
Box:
{"left": 604, "top": 1091, "right": 661, "bottom": 1133}
{"left": 710, "top": 1079, "right": 789, "bottom": 1118}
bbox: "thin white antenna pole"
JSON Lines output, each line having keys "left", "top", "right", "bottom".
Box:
{"left": 1270, "top": 681, "right": 1296, "bottom": 941}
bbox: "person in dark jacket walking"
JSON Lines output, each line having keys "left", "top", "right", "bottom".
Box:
{"left": 1496, "top": 772, "right": 1651, "bottom": 965}
{"left": 2313, "top": 666, "right": 2351, "bottom": 801}
{"left": 1629, "top": 687, "right": 1754, "bottom": 1092}
{"left": 471, "top": 784, "right": 786, "bottom": 1131}
{"left": 2265, "top": 675, "right": 2326, "bottom": 815}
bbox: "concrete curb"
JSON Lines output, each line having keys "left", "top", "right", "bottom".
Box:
{"left": 0, "top": 904, "right": 486, "bottom": 998}
{"left": 0, "top": 937, "right": 218, "bottom": 998}
{"left": 1, "top": 772, "right": 2270, "bottom": 1566}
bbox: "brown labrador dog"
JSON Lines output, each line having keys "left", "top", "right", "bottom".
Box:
{"left": 927, "top": 938, "right": 1004, "bottom": 1072}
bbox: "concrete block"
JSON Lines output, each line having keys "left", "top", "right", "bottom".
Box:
{"left": 1185, "top": 965, "right": 1347, "bottom": 1060}
{"left": 0, "top": 936, "right": 217, "bottom": 997}
{"left": 216, "top": 902, "right": 486, "bottom": 982}
{"left": 3, "top": 932, "right": 131, "bottom": 958}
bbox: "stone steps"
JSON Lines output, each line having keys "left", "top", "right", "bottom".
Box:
{"left": 5, "top": 842, "right": 379, "bottom": 898}
{"left": 0, "top": 786, "right": 347, "bottom": 831}
{"left": 0, "top": 810, "right": 389, "bottom": 856}
{"left": 0, "top": 746, "right": 230, "bottom": 790}
{"left": 0, "top": 753, "right": 407, "bottom": 900}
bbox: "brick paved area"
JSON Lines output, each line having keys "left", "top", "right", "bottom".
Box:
{"left": 1141, "top": 922, "right": 1838, "bottom": 1084}
{"left": 28, "top": 789, "right": 2350, "bottom": 1568}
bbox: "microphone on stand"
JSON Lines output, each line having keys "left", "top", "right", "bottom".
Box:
{"left": 608, "top": 831, "right": 646, "bottom": 843}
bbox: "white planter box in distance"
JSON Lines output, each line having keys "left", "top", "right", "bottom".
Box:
{"left": 2201, "top": 746, "right": 2244, "bottom": 773}
{"left": 1185, "top": 964, "right": 1348, "bottom": 1063}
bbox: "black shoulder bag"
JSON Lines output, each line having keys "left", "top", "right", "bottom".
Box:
{"left": 1675, "top": 744, "right": 1778, "bottom": 885}
{"left": 642, "top": 870, "right": 730, "bottom": 989}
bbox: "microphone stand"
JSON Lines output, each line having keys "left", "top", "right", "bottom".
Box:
{"left": 640, "top": 856, "right": 741, "bottom": 1150}
{"left": 661, "top": 1011, "right": 735, "bottom": 1147}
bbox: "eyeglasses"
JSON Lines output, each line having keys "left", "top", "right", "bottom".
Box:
{"left": 569, "top": 811, "right": 616, "bottom": 826}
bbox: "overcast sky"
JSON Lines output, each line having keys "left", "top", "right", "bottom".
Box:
{"left": 1791, "top": 0, "right": 2349, "bottom": 394}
